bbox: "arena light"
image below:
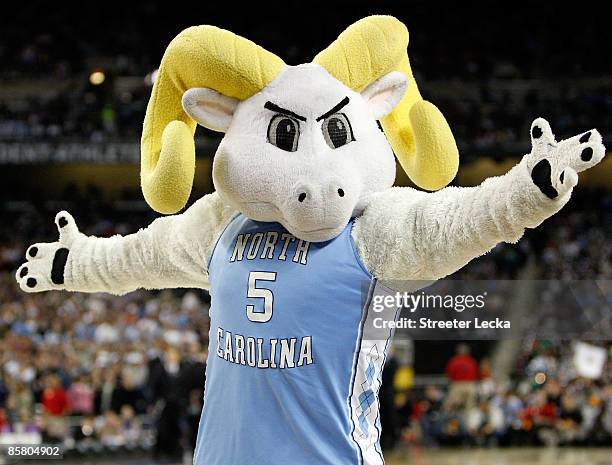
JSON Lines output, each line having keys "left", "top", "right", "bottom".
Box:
{"left": 144, "top": 69, "right": 159, "bottom": 86}
{"left": 534, "top": 372, "right": 546, "bottom": 385}
{"left": 89, "top": 70, "right": 105, "bottom": 85}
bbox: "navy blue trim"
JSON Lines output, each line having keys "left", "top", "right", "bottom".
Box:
{"left": 348, "top": 277, "right": 376, "bottom": 465}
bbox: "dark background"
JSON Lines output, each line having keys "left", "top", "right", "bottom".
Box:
{"left": 4, "top": 1, "right": 609, "bottom": 77}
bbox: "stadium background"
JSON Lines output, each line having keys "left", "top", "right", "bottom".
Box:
{"left": 0, "top": 1, "right": 610, "bottom": 464}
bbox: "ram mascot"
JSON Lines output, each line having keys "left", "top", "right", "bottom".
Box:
{"left": 16, "top": 16, "right": 606, "bottom": 465}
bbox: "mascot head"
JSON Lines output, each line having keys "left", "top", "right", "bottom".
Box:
{"left": 141, "top": 16, "right": 459, "bottom": 242}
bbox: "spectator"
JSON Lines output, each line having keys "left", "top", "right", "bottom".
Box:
{"left": 151, "top": 347, "right": 189, "bottom": 459}
{"left": 41, "top": 373, "right": 69, "bottom": 441}
{"left": 0, "top": 408, "right": 10, "bottom": 433}
{"left": 96, "top": 367, "right": 120, "bottom": 414}
{"left": 98, "top": 410, "right": 124, "bottom": 447}
{"left": 67, "top": 374, "right": 94, "bottom": 415}
{"left": 41, "top": 374, "right": 68, "bottom": 416}
{"left": 556, "top": 393, "right": 583, "bottom": 444}
{"left": 120, "top": 404, "right": 142, "bottom": 447}
{"left": 444, "top": 344, "right": 479, "bottom": 411}
{"left": 6, "top": 379, "right": 34, "bottom": 419}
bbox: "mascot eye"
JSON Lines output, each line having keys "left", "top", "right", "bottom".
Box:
{"left": 267, "top": 114, "right": 299, "bottom": 152}
{"left": 322, "top": 113, "right": 355, "bottom": 149}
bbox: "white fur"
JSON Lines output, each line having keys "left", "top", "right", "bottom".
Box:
{"left": 352, "top": 122, "right": 605, "bottom": 284}
{"left": 208, "top": 64, "right": 398, "bottom": 242}
{"left": 16, "top": 193, "right": 236, "bottom": 294}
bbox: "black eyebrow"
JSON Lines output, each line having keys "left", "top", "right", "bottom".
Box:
{"left": 316, "top": 96, "right": 350, "bottom": 121}
{"left": 264, "top": 101, "right": 306, "bottom": 122}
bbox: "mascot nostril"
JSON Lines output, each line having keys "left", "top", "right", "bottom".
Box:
{"left": 15, "top": 15, "right": 606, "bottom": 465}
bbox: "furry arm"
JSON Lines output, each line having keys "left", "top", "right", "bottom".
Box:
{"left": 16, "top": 193, "right": 236, "bottom": 295}
{"left": 353, "top": 118, "right": 606, "bottom": 281}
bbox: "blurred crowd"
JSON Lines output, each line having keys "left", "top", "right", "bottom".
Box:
{"left": 0, "top": 85, "right": 150, "bottom": 141}
{"left": 0, "top": 278, "right": 211, "bottom": 459}
{"left": 439, "top": 82, "right": 612, "bottom": 156}
{"left": 529, "top": 189, "right": 612, "bottom": 281}
{"left": 386, "top": 341, "right": 612, "bottom": 449}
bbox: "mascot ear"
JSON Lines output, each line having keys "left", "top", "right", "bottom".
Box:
{"left": 361, "top": 71, "right": 407, "bottom": 120}
{"left": 182, "top": 88, "right": 239, "bottom": 132}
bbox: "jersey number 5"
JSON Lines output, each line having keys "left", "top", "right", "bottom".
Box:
{"left": 246, "top": 271, "right": 276, "bottom": 323}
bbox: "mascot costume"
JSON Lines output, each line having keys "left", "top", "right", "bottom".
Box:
{"left": 16, "top": 16, "right": 606, "bottom": 465}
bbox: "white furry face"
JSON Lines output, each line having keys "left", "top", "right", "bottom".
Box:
{"left": 183, "top": 64, "right": 406, "bottom": 242}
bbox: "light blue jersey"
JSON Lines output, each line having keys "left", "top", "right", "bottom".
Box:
{"left": 194, "top": 214, "right": 399, "bottom": 465}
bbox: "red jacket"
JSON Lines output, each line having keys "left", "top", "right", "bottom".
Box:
{"left": 42, "top": 387, "right": 69, "bottom": 416}
{"left": 445, "top": 354, "right": 478, "bottom": 381}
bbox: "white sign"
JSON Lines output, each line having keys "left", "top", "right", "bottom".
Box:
{"left": 573, "top": 342, "right": 607, "bottom": 379}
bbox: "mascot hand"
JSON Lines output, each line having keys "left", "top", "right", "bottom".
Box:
{"left": 16, "top": 211, "right": 84, "bottom": 292}
{"left": 525, "top": 117, "right": 606, "bottom": 200}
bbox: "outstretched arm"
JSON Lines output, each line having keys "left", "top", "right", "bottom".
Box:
{"left": 16, "top": 193, "right": 236, "bottom": 295}
{"left": 353, "top": 118, "right": 606, "bottom": 281}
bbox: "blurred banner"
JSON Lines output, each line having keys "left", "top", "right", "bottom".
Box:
{"left": 573, "top": 342, "right": 607, "bottom": 379}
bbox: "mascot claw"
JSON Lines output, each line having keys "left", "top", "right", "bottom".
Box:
{"left": 16, "top": 211, "right": 80, "bottom": 292}
{"left": 527, "top": 117, "right": 605, "bottom": 199}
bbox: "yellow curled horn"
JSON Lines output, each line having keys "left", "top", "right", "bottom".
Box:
{"left": 142, "top": 26, "right": 285, "bottom": 214}
{"left": 314, "top": 16, "right": 459, "bottom": 190}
